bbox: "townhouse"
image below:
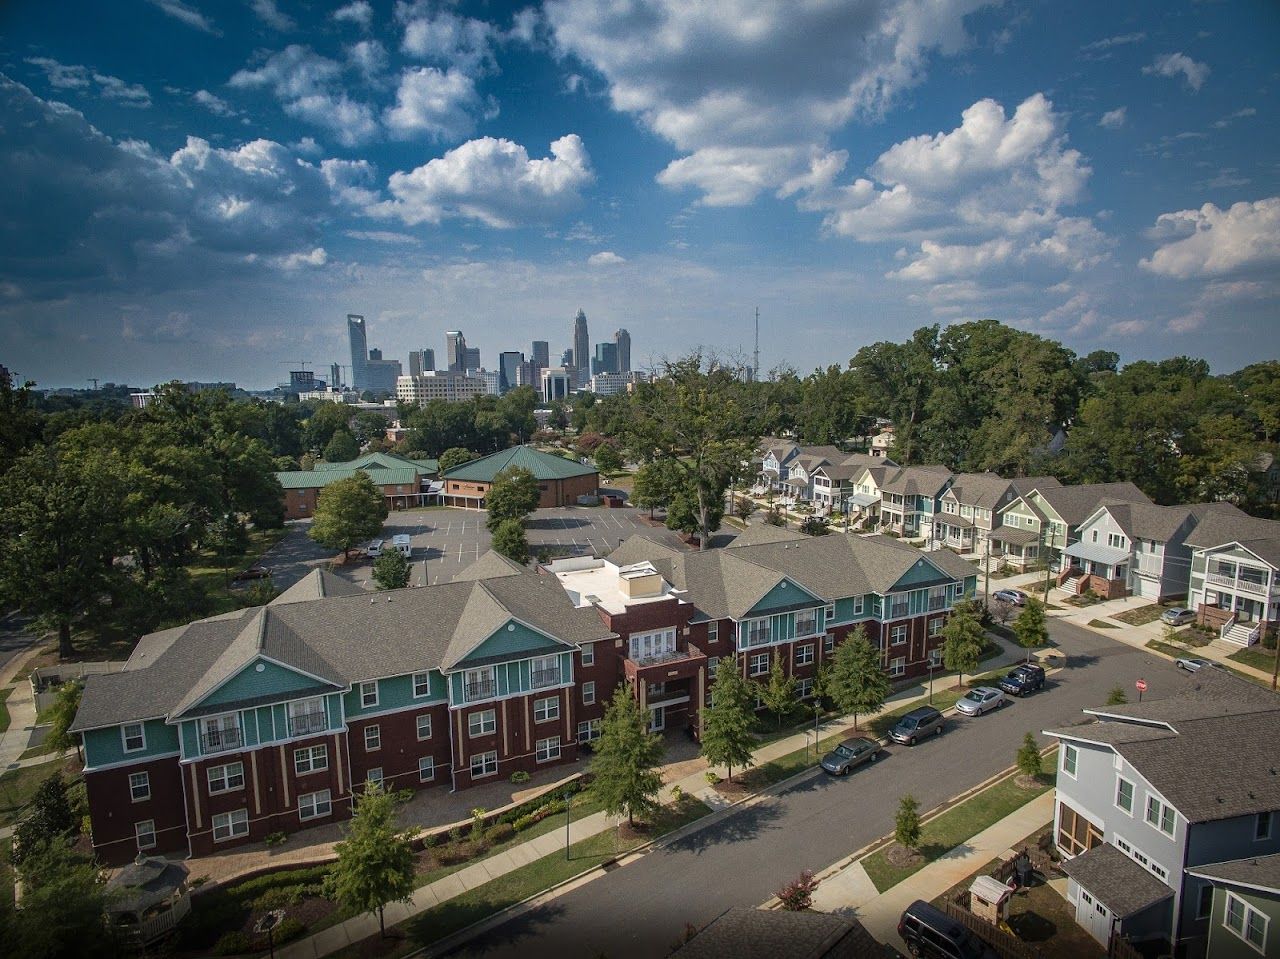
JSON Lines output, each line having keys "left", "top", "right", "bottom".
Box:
{"left": 810, "top": 454, "right": 888, "bottom": 515}
{"left": 756, "top": 439, "right": 894, "bottom": 506}
{"left": 71, "top": 526, "right": 978, "bottom": 865}
{"left": 934, "top": 473, "right": 1060, "bottom": 555}
{"left": 989, "top": 482, "right": 1152, "bottom": 573}
{"left": 1186, "top": 854, "right": 1280, "bottom": 959}
{"left": 274, "top": 451, "right": 441, "bottom": 520}
{"left": 1044, "top": 671, "right": 1280, "bottom": 955}
{"left": 1185, "top": 510, "right": 1280, "bottom": 647}
{"left": 875, "top": 465, "right": 954, "bottom": 539}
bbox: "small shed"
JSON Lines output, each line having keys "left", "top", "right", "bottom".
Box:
{"left": 969, "top": 874, "right": 1016, "bottom": 925}
{"left": 106, "top": 854, "right": 193, "bottom": 944}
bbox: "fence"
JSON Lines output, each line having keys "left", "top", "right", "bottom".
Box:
{"left": 1107, "top": 933, "right": 1145, "bottom": 959}
{"left": 31, "top": 661, "right": 126, "bottom": 713}
{"left": 941, "top": 900, "right": 1041, "bottom": 959}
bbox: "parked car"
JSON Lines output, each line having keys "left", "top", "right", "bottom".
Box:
{"left": 898, "top": 900, "right": 998, "bottom": 959}
{"left": 365, "top": 539, "right": 384, "bottom": 558}
{"left": 232, "top": 565, "right": 271, "bottom": 582}
{"left": 1160, "top": 608, "right": 1196, "bottom": 626}
{"left": 889, "top": 706, "right": 945, "bottom": 746}
{"left": 997, "top": 663, "right": 1046, "bottom": 697}
{"left": 991, "top": 588, "right": 1028, "bottom": 606}
{"left": 1175, "top": 657, "right": 1226, "bottom": 673}
{"left": 956, "top": 686, "right": 1008, "bottom": 716}
{"left": 820, "top": 736, "right": 882, "bottom": 776}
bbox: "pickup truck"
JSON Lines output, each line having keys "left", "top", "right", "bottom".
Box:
{"left": 997, "top": 662, "right": 1046, "bottom": 697}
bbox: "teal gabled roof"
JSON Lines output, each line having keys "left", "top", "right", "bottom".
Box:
{"left": 276, "top": 465, "right": 420, "bottom": 490}
{"left": 441, "top": 445, "right": 598, "bottom": 483}
{"left": 314, "top": 451, "right": 439, "bottom": 474}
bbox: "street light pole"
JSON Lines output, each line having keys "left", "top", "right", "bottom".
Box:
{"left": 564, "top": 786, "right": 572, "bottom": 861}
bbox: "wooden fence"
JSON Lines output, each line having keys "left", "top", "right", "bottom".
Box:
{"left": 1107, "top": 933, "right": 1145, "bottom": 959}
{"left": 941, "top": 900, "right": 1041, "bottom": 959}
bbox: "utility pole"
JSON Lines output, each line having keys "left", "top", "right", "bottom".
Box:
{"left": 984, "top": 540, "right": 992, "bottom": 602}
{"left": 753, "top": 306, "right": 760, "bottom": 383}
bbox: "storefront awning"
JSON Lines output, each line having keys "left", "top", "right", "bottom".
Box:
{"left": 1064, "top": 541, "right": 1131, "bottom": 566}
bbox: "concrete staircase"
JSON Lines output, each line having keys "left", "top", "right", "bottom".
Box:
{"left": 1221, "top": 620, "right": 1261, "bottom": 647}
{"left": 1059, "top": 574, "right": 1084, "bottom": 595}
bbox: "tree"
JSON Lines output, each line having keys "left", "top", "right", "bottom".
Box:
{"left": 776, "top": 870, "right": 820, "bottom": 911}
{"left": 438, "top": 446, "right": 478, "bottom": 473}
{"left": 763, "top": 507, "right": 786, "bottom": 527}
{"left": 826, "top": 626, "right": 891, "bottom": 731}
{"left": 372, "top": 550, "right": 410, "bottom": 590}
{"left": 941, "top": 598, "right": 985, "bottom": 686}
{"left": 593, "top": 441, "right": 624, "bottom": 481}
{"left": 798, "top": 516, "right": 829, "bottom": 536}
{"left": 491, "top": 519, "right": 529, "bottom": 564}
{"left": 733, "top": 496, "right": 757, "bottom": 524}
{"left": 485, "top": 466, "right": 540, "bottom": 532}
{"left": 1106, "top": 685, "right": 1129, "bottom": 706}
{"left": 12, "top": 773, "right": 75, "bottom": 866}
{"left": 895, "top": 794, "right": 922, "bottom": 852}
{"left": 324, "top": 783, "right": 418, "bottom": 939}
{"left": 308, "top": 473, "right": 388, "bottom": 559}
{"left": 590, "top": 684, "right": 665, "bottom": 827}
{"left": 1012, "top": 597, "right": 1048, "bottom": 661}
{"left": 6, "top": 836, "right": 122, "bottom": 959}
{"left": 324, "top": 429, "right": 360, "bottom": 463}
{"left": 1016, "top": 733, "right": 1043, "bottom": 780}
{"left": 700, "top": 656, "right": 757, "bottom": 782}
{"left": 758, "top": 656, "right": 797, "bottom": 730}
{"left": 631, "top": 459, "right": 679, "bottom": 518}
{"left": 990, "top": 598, "right": 1015, "bottom": 627}
{"left": 40, "top": 682, "right": 82, "bottom": 758}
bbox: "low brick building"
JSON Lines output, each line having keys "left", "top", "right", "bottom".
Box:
{"left": 440, "top": 445, "right": 598, "bottom": 509}
{"left": 275, "top": 452, "right": 440, "bottom": 520}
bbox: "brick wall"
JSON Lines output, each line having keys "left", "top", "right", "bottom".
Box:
{"left": 87, "top": 757, "right": 188, "bottom": 866}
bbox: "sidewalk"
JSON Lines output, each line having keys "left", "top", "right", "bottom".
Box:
{"left": 809, "top": 789, "right": 1056, "bottom": 953}
{"left": 0, "top": 646, "right": 48, "bottom": 771}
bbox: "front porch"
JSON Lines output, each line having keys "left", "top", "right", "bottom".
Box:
{"left": 989, "top": 527, "right": 1041, "bottom": 569}
{"left": 624, "top": 645, "right": 708, "bottom": 739}
{"left": 934, "top": 515, "right": 977, "bottom": 552}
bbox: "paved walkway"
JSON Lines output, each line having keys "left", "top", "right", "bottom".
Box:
{"left": 0, "top": 647, "right": 47, "bottom": 770}
{"left": 809, "top": 789, "right": 1056, "bottom": 953}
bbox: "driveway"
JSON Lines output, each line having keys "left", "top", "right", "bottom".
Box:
{"left": 443, "top": 618, "right": 1184, "bottom": 959}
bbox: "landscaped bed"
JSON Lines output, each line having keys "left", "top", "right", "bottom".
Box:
{"left": 1108, "top": 603, "right": 1166, "bottom": 626}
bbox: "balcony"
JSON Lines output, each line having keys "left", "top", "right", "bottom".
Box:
{"left": 288, "top": 711, "right": 328, "bottom": 738}
{"left": 889, "top": 603, "right": 910, "bottom": 618}
{"left": 464, "top": 680, "right": 496, "bottom": 701}
{"left": 1207, "top": 571, "right": 1270, "bottom": 596}
{"left": 623, "top": 645, "right": 707, "bottom": 685}
{"left": 530, "top": 668, "right": 561, "bottom": 689}
{"left": 200, "top": 727, "right": 241, "bottom": 754}
{"left": 927, "top": 596, "right": 946, "bottom": 611}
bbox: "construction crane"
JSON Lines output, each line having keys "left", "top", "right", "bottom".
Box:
{"left": 88, "top": 377, "right": 99, "bottom": 390}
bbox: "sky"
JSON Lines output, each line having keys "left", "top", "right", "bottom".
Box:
{"left": 1, "top": 0, "right": 1278, "bottom": 389}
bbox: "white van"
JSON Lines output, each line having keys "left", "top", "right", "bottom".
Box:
{"left": 365, "top": 539, "right": 384, "bottom": 558}
{"left": 392, "top": 534, "right": 412, "bottom": 558}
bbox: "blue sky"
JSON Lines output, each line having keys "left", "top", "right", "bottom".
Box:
{"left": 1, "top": 0, "right": 1277, "bottom": 388}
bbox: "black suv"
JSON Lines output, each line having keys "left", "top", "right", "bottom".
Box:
{"left": 889, "top": 706, "right": 945, "bottom": 746}
{"left": 899, "top": 900, "right": 998, "bottom": 959}
{"left": 998, "top": 662, "right": 1046, "bottom": 697}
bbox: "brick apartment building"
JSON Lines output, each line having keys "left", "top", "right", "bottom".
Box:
{"left": 71, "top": 525, "right": 976, "bottom": 865}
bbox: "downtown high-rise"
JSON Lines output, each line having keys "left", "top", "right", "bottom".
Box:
{"left": 572, "top": 309, "right": 589, "bottom": 387}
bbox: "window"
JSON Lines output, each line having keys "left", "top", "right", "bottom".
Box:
{"left": 577, "top": 719, "right": 601, "bottom": 743}
{"left": 122, "top": 722, "right": 146, "bottom": 753}
{"left": 796, "top": 644, "right": 814, "bottom": 666}
{"left": 929, "top": 647, "right": 943, "bottom": 667}
{"left": 418, "top": 756, "right": 435, "bottom": 782}
{"left": 468, "top": 709, "right": 496, "bottom": 737}
{"left": 797, "top": 677, "right": 814, "bottom": 699}
{"left": 707, "top": 622, "right": 719, "bottom": 643}
{"left": 749, "top": 652, "right": 770, "bottom": 676}
{"left": 1145, "top": 795, "right": 1175, "bottom": 836}
{"left": 823, "top": 634, "right": 835, "bottom": 655}
{"left": 534, "top": 697, "right": 560, "bottom": 723}
{"left": 293, "top": 745, "right": 328, "bottom": 775}
{"left": 199, "top": 713, "right": 240, "bottom": 753}
{"left": 366, "top": 767, "right": 383, "bottom": 785}
{"left": 213, "top": 808, "right": 249, "bottom": 842}
{"left": 208, "top": 762, "right": 246, "bottom": 793}
{"left": 129, "top": 771, "right": 150, "bottom": 802}
{"left": 1257, "top": 811, "right": 1273, "bottom": 841}
{"left": 795, "top": 609, "right": 818, "bottom": 637}
{"left": 824, "top": 603, "right": 835, "bottom": 622}
{"left": 580, "top": 644, "right": 595, "bottom": 666}
{"left": 889, "top": 657, "right": 906, "bottom": 677}
{"left": 470, "top": 751, "right": 498, "bottom": 778}
{"left": 1115, "top": 836, "right": 1133, "bottom": 855}
{"left": 463, "top": 667, "right": 496, "bottom": 701}
{"left": 648, "top": 681, "right": 666, "bottom": 697}
{"left": 359, "top": 681, "right": 378, "bottom": 708}
{"left": 530, "top": 654, "right": 561, "bottom": 688}
{"left": 135, "top": 820, "right": 156, "bottom": 850}
{"left": 582, "top": 681, "right": 596, "bottom": 706}
{"left": 298, "top": 790, "right": 332, "bottom": 821}
{"left": 1196, "top": 884, "right": 1215, "bottom": 920}
{"left": 629, "top": 628, "right": 678, "bottom": 662}
{"left": 1108, "top": 533, "right": 1125, "bottom": 549}
{"left": 1062, "top": 745, "right": 1078, "bottom": 778}
{"left": 536, "top": 736, "right": 561, "bottom": 762}
{"left": 1056, "top": 803, "right": 1102, "bottom": 858}
{"left": 287, "top": 697, "right": 327, "bottom": 738}
{"left": 416, "top": 714, "right": 432, "bottom": 741}
{"left": 742, "top": 618, "right": 772, "bottom": 649}
{"left": 1225, "top": 892, "right": 1269, "bottom": 953}
{"left": 364, "top": 725, "right": 381, "bottom": 751}
{"left": 890, "top": 625, "right": 908, "bottom": 646}
{"left": 412, "top": 672, "right": 431, "bottom": 698}
{"left": 1116, "top": 778, "right": 1135, "bottom": 814}
{"left": 852, "top": 597, "right": 864, "bottom": 615}
{"left": 928, "top": 618, "right": 945, "bottom": 637}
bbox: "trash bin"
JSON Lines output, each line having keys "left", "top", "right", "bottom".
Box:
{"left": 1015, "top": 856, "right": 1034, "bottom": 887}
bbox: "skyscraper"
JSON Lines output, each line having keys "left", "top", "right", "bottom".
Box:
{"left": 592, "top": 342, "right": 618, "bottom": 376}
{"left": 330, "top": 363, "right": 342, "bottom": 391}
{"left": 531, "top": 340, "right": 549, "bottom": 371}
{"left": 462, "top": 347, "right": 480, "bottom": 372}
{"left": 446, "top": 331, "right": 466, "bottom": 372}
{"left": 499, "top": 351, "right": 524, "bottom": 393}
{"left": 347, "top": 314, "right": 368, "bottom": 391}
{"left": 572, "top": 309, "right": 590, "bottom": 386}
{"left": 615, "top": 328, "right": 631, "bottom": 373}
{"left": 409, "top": 349, "right": 435, "bottom": 376}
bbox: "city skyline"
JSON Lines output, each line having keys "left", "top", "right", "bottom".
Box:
{"left": 1, "top": 2, "right": 1277, "bottom": 389}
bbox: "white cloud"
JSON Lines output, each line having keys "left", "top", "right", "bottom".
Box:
{"left": 344, "top": 229, "right": 418, "bottom": 243}
{"left": 193, "top": 89, "right": 237, "bottom": 116}
{"left": 1099, "top": 107, "right": 1126, "bottom": 129}
{"left": 250, "top": 0, "right": 295, "bottom": 31}
{"left": 229, "top": 45, "right": 378, "bottom": 146}
{"left": 321, "top": 157, "right": 380, "bottom": 208}
{"left": 143, "top": 0, "right": 219, "bottom": 34}
{"left": 93, "top": 73, "right": 152, "bottom": 107}
{"left": 347, "top": 39, "right": 388, "bottom": 83}
{"left": 545, "top": 0, "right": 994, "bottom": 206}
{"left": 1140, "top": 197, "right": 1280, "bottom": 278}
{"left": 1213, "top": 107, "right": 1256, "bottom": 129}
{"left": 377, "top": 134, "right": 594, "bottom": 228}
{"left": 25, "top": 57, "right": 91, "bottom": 89}
{"left": 26, "top": 58, "right": 151, "bottom": 106}
{"left": 1080, "top": 32, "right": 1145, "bottom": 54}
{"left": 273, "top": 247, "right": 328, "bottom": 270}
{"left": 383, "top": 67, "right": 485, "bottom": 141}
{"left": 1144, "top": 52, "right": 1209, "bottom": 92}
{"left": 587, "top": 251, "right": 625, "bottom": 266}
{"left": 333, "top": 1, "right": 373, "bottom": 30}
{"left": 396, "top": 1, "right": 496, "bottom": 74}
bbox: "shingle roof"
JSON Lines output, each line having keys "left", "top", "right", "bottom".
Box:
{"left": 271, "top": 569, "right": 367, "bottom": 605}
{"left": 1032, "top": 482, "right": 1152, "bottom": 525}
{"left": 726, "top": 524, "right": 807, "bottom": 549}
{"left": 880, "top": 465, "right": 953, "bottom": 497}
{"left": 943, "top": 473, "right": 1015, "bottom": 510}
{"left": 1009, "top": 475, "right": 1061, "bottom": 495}
{"left": 1097, "top": 501, "right": 1239, "bottom": 545}
{"left": 1183, "top": 506, "right": 1280, "bottom": 568}
{"left": 448, "top": 549, "right": 527, "bottom": 582}
{"left": 441, "top": 445, "right": 598, "bottom": 482}
{"left": 1187, "top": 853, "right": 1280, "bottom": 895}
{"left": 1060, "top": 844, "right": 1173, "bottom": 918}
{"left": 672, "top": 907, "right": 880, "bottom": 959}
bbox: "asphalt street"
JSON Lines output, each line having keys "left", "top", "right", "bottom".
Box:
{"left": 0, "top": 611, "right": 38, "bottom": 675}
{"left": 444, "top": 618, "right": 1184, "bottom": 959}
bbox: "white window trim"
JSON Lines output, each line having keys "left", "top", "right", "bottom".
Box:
{"left": 580, "top": 644, "right": 595, "bottom": 666}
{"left": 212, "top": 808, "right": 249, "bottom": 843}
{"left": 534, "top": 697, "right": 560, "bottom": 723}
{"left": 366, "top": 767, "right": 383, "bottom": 785}
{"left": 1225, "top": 891, "right": 1269, "bottom": 954}
{"left": 364, "top": 724, "right": 381, "bottom": 751}
{"left": 208, "top": 761, "right": 247, "bottom": 794}
{"left": 470, "top": 750, "right": 498, "bottom": 779}
{"left": 536, "top": 736, "right": 562, "bottom": 763}
{"left": 416, "top": 714, "right": 432, "bottom": 741}
{"left": 889, "top": 657, "right": 906, "bottom": 677}
{"left": 418, "top": 756, "right": 435, "bottom": 782}
{"left": 1062, "top": 744, "right": 1078, "bottom": 779}
{"left": 293, "top": 745, "right": 327, "bottom": 776}
{"left": 468, "top": 709, "right": 497, "bottom": 738}
{"left": 1145, "top": 793, "right": 1176, "bottom": 837}
{"left": 890, "top": 625, "right": 908, "bottom": 646}
{"left": 135, "top": 819, "right": 157, "bottom": 850}
{"left": 796, "top": 644, "right": 814, "bottom": 666}
{"left": 577, "top": 719, "right": 601, "bottom": 742}
{"left": 749, "top": 652, "right": 770, "bottom": 676}
{"left": 1116, "top": 776, "right": 1135, "bottom": 816}
{"left": 122, "top": 722, "right": 146, "bottom": 753}
{"left": 129, "top": 771, "right": 151, "bottom": 802}
{"left": 582, "top": 681, "right": 595, "bottom": 706}
{"left": 360, "top": 681, "right": 379, "bottom": 708}
{"left": 298, "top": 789, "right": 332, "bottom": 821}
{"left": 412, "top": 672, "right": 431, "bottom": 698}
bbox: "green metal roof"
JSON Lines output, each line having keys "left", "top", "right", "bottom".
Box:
{"left": 313, "top": 452, "right": 437, "bottom": 475}
{"left": 275, "top": 466, "right": 421, "bottom": 490}
{"left": 441, "top": 445, "right": 598, "bottom": 483}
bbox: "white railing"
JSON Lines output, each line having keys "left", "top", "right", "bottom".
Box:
{"left": 1207, "top": 571, "right": 1270, "bottom": 595}
{"left": 1219, "top": 615, "right": 1237, "bottom": 641}
{"left": 134, "top": 892, "right": 191, "bottom": 943}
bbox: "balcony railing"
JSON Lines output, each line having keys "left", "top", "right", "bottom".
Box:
{"left": 890, "top": 603, "right": 910, "bottom": 618}
{"left": 1207, "top": 571, "right": 1269, "bottom": 595}
{"left": 200, "top": 727, "right": 241, "bottom": 754}
{"left": 530, "top": 668, "right": 561, "bottom": 688}
{"left": 464, "top": 681, "right": 496, "bottom": 700}
{"left": 288, "top": 711, "right": 328, "bottom": 738}
{"left": 927, "top": 596, "right": 946, "bottom": 611}
{"left": 629, "top": 646, "right": 691, "bottom": 667}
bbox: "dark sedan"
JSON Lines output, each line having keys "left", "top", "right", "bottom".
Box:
{"left": 820, "top": 736, "right": 882, "bottom": 776}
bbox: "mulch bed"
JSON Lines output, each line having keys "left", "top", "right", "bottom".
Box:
{"left": 884, "top": 844, "right": 925, "bottom": 870}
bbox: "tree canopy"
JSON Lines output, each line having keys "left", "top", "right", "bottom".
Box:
{"left": 324, "top": 784, "right": 418, "bottom": 938}
{"left": 826, "top": 626, "right": 892, "bottom": 730}
{"left": 309, "top": 473, "right": 388, "bottom": 557}
{"left": 590, "top": 684, "right": 665, "bottom": 826}
{"left": 485, "top": 466, "right": 540, "bottom": 532}
{"left": 701, "top": 656, "right": 757, "bottom": 781}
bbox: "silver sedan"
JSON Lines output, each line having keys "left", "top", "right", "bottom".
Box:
{"left": 956, "top": 686, "right": 1008, "bottom": 716}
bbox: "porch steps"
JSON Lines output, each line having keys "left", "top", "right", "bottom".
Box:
{"left": 1222, "top": 622, "right": 1261, "bottom": 647}
{"left": 1058, "top": 575, "right": 1084, "bottom": 595}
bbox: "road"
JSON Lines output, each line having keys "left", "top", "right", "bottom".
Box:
{"left": 445, "top": 618, "right": 1182, "bottom": 959}
{"left": 0, "top": 611, "right": 39, "bottom": 675}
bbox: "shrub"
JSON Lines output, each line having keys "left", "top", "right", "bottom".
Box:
{"left": 776, "top": 870, "right": 819, "bottom": 911}
{"left": 423, "top": 832, "right": 439, "bottom": 848}
{"left": 253, "top": 884, "right": 303, "bottom": 910}
{"left": 486, "top": 822, "right": 515, "bottom": 844}
{"left": 448, "top": 826, "right": 464, "bottom": 845}
{"left": 214, "top": 931, "right": 253, "bottom": 955}
{"left": 264, "top": 831, "right": 288, "bottom": 847}
{"left": 539, "top": 799, "right": 565, "bottom": 817}
{"left": 512, "top": 813, "right": 538, "bottom": 832}
{"left": 705, "top": 771, "right": 721, "bottom": 786}
{"left": 671, "top": 785, "right": 684, "bottom": 802}
{"left": 510, "top": 770, "right": 531, "bottom": 784}
{"left": 471, "top": 807, "right": 487, "bottom": 833}
{"left": 275, "top": 917, "right": 306, "bottom": 945}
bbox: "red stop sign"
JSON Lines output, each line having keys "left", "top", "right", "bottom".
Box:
{"left": 1135, "top": 679, "right": 1148, "bottom": 693}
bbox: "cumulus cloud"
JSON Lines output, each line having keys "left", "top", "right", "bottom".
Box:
{"left": 587, "top": 251, "right": 625, "bottom": 266}
{"left": 93, "top": 73, "right": 152, "bottom": 107}
{"left": 25, "top": 57, "right": 91, "bottom": 89}
{"left": 229, "top": 45, "right": 378, "bottom": 146}
{"left": 26, "top": 58, "right": 151, "bottom": 106}
{"left": 143, "top": 0, "right": 219, "bottom": 34}
{"left": 321, "top": 157, "right": 380, "bottom": 208}
{"left": 193, "top": 89, "right": 237, "bottom": 116}
{"left": 333, "top": 1, "right": 373, "bottom": 30}
{"left": 1144, "top": 52, "right": 1209, "bottom": 91}
{"left": 346, "top": 39, "right": 388, "bottom": 83}
{"left": 384, "top": 67, "right": 485, "bottom": 141}
{"left": 545, "top": 0, "right": 994, "bottom": 206}
{"left": 377, "top": 134, "right": 593, "bottom": 228}
{"left": 1140, "top": 197, "right": 1280, "bottom": 278}
{"left": 1099, "top": 107, "right": 1126, "bottom": 129}
{"left": 273, "top": 247, "right": 327, "bottom": 270}
{"left": 250, "top": 0, "right": 295, "bottom": 31}
{"left": 396, "top": 1, "right": 496, "bottom": 74}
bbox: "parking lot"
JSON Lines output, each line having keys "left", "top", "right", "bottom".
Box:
{"left": 262, "top": 505, "right": 676, "bottom": 590}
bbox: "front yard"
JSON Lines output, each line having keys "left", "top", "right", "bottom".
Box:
{"left": 1108, "top": 603, "right": 1166, "bottom": 626}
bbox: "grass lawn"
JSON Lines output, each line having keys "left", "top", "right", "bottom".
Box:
{"left": 19, "top": 741, "right": 58, "bottom": 761}
{"left": 187, "top": 527, "right": 289, "bottom": 617}
{"left": 0, "top": 762, "right": 76, "bottom": 827}
{"left": 1228, "top": 645, "right": 1278, "bottom": 673}
{"left": 331, "top": 796, "right": 713, "bottom": 959}
{"left": 861, "top": 770, "right": 1057, "bottom": 893}
{"left": 0, "top": 686, "right": 11, "bottom": 735}
{"left": 1144, "top": 638, "right": 1186, "bottom": 659}
{"left": 1109, "top": 604, "right": 1165, "bottom": 626}
{"left": 0, "top": 839, "right": 12, "bottom": 910}
{"left": 1086, "top": 619, "right": 1120, "bottom": 629}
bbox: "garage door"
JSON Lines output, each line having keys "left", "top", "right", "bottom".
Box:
{"left": 1132, "top": 575, "right": 1160, "bottom": 600}
{"left": 1076, "top": 888, "right": 1113, "bottom": 945}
